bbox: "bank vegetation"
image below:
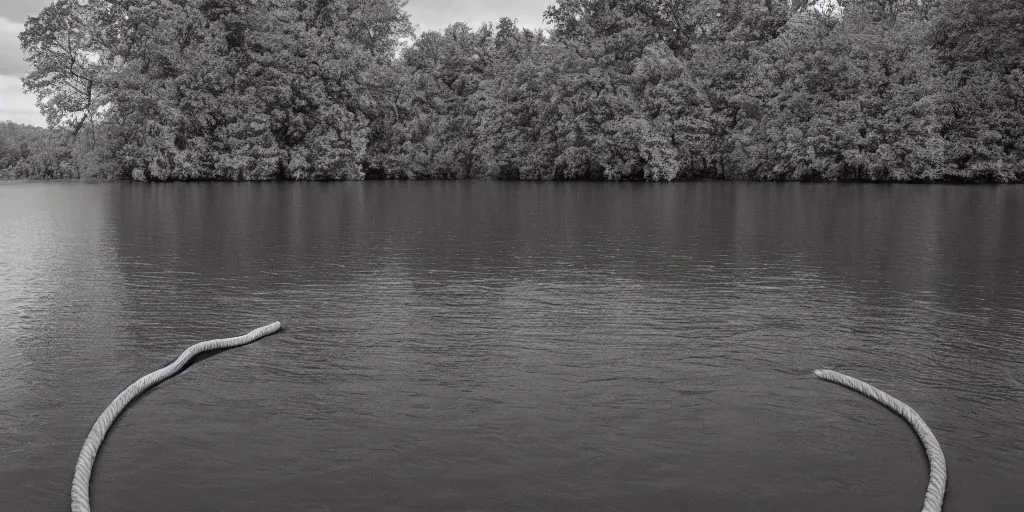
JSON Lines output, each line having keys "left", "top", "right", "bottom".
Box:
{"left": 4, "top": 0, "right": 1022, "bottom": 182}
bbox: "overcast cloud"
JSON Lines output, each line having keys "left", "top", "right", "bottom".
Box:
{"left": 0, "top": 0, "right": 555, "bottom": 126}
{"left": 405, "top": 0, "right": 553, "bottom": 32}
{"left": 0, "top": 17, "right": 29, "bottom": 75}
{"left": 0, "top": 0, "right": 45, "bottom": 24}
{"left": 0, "top": 14, "right": 42, "bottom": 126}
{"left": 0, "top": 74, "right": 42, "bottom": 126}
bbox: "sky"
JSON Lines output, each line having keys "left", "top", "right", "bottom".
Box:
{"left": 0, "top": 0, "right": 555, "bottom": 127}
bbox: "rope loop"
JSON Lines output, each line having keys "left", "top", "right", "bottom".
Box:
{"left": 71, "top": 321, "right": 282, "bottom": 512}
{"left": 815, "top": 369, "right": 946, "bottom": 512}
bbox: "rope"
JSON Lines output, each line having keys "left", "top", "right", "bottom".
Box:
{"left": 71, "top": 321, "right": 282, "bottom": 512}
{"left": 814, "top": 369, "right": 946, "bottom": 512}
{"left": 69, "top": 333, "right": 947, "bottom": 512}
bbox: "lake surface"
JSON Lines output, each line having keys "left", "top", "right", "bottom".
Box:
{"left": 1, "top": 181, "right": 1022, "bottom": 511}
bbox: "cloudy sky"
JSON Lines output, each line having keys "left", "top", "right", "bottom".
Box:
{"left": 0, "top": 0, "right": 554, "bottom": 126}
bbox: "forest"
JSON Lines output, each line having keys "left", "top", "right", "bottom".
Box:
{"left": 2, "top": 0, "right": 1023, "bottom": 182}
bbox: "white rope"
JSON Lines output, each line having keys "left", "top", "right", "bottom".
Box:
{"left": 814, "top": 369, "right": 946, "bottom": 512}
{"left": 71, "top": 321, "right": 282, "bottom": 512}
{"left": 70, "top": 336, "right": 947, "bottom": 512}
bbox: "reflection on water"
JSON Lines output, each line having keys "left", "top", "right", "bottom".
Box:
{"left": 0, "top": 181, "right": 1022, "bottom": 511}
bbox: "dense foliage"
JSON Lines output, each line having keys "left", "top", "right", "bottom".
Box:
{"left": 8, "top": 0, "right": 1024, "bottom": 181}
{"left": 0, "top": 122, "right": 72, "bottom": 179}
{"left": 0, "top": 122, "right": 119, "bottom": 179}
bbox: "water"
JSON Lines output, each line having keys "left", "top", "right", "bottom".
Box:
{"left": 0, "top": 181, "right": 1022, "bottom": 511}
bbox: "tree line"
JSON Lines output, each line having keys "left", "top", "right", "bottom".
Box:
{"left": 4, "top": 0, "right": 1023, "bottom": 182}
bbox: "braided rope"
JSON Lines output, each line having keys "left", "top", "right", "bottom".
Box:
{"left": 71, "top": 321, "right": 282, "bottom": 512}
{"left": 69, "top": 336, "right": 946, "bottom": 511}
{"left": 814, "top": 369, "right": 946, "bottom": 512}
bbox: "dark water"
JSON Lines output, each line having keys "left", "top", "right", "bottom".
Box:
{"left": 1, "top": 181, "right": 1022, "bottom": 511}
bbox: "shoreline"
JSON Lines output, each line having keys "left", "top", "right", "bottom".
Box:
{"left": 3, "top": 175, "right": 1022, "bottom": 185}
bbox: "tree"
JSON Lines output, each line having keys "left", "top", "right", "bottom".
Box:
{"left": 23, "top": 0, "right": 412, "bottom": 181}
{"left": 932, "top": 0, "right": 1024, "bottom": 181}
{"left": 13, "top": 0, "right": 1024, "bottom": 182}
{"left": 391, "top": 22, "right": 495, "bottom": 178}
{"left": 20, "top": 0, "right": 104, "bottom": 139}
{"left": 735, "top": 2, "right": 946, "bottom": 180}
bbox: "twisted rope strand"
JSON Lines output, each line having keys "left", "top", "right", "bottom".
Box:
{"left": 71, "top": 321, "right": 282, "bottom": 512}
{"left": 815, "top": 369, "right": 947, "bottom": 512}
